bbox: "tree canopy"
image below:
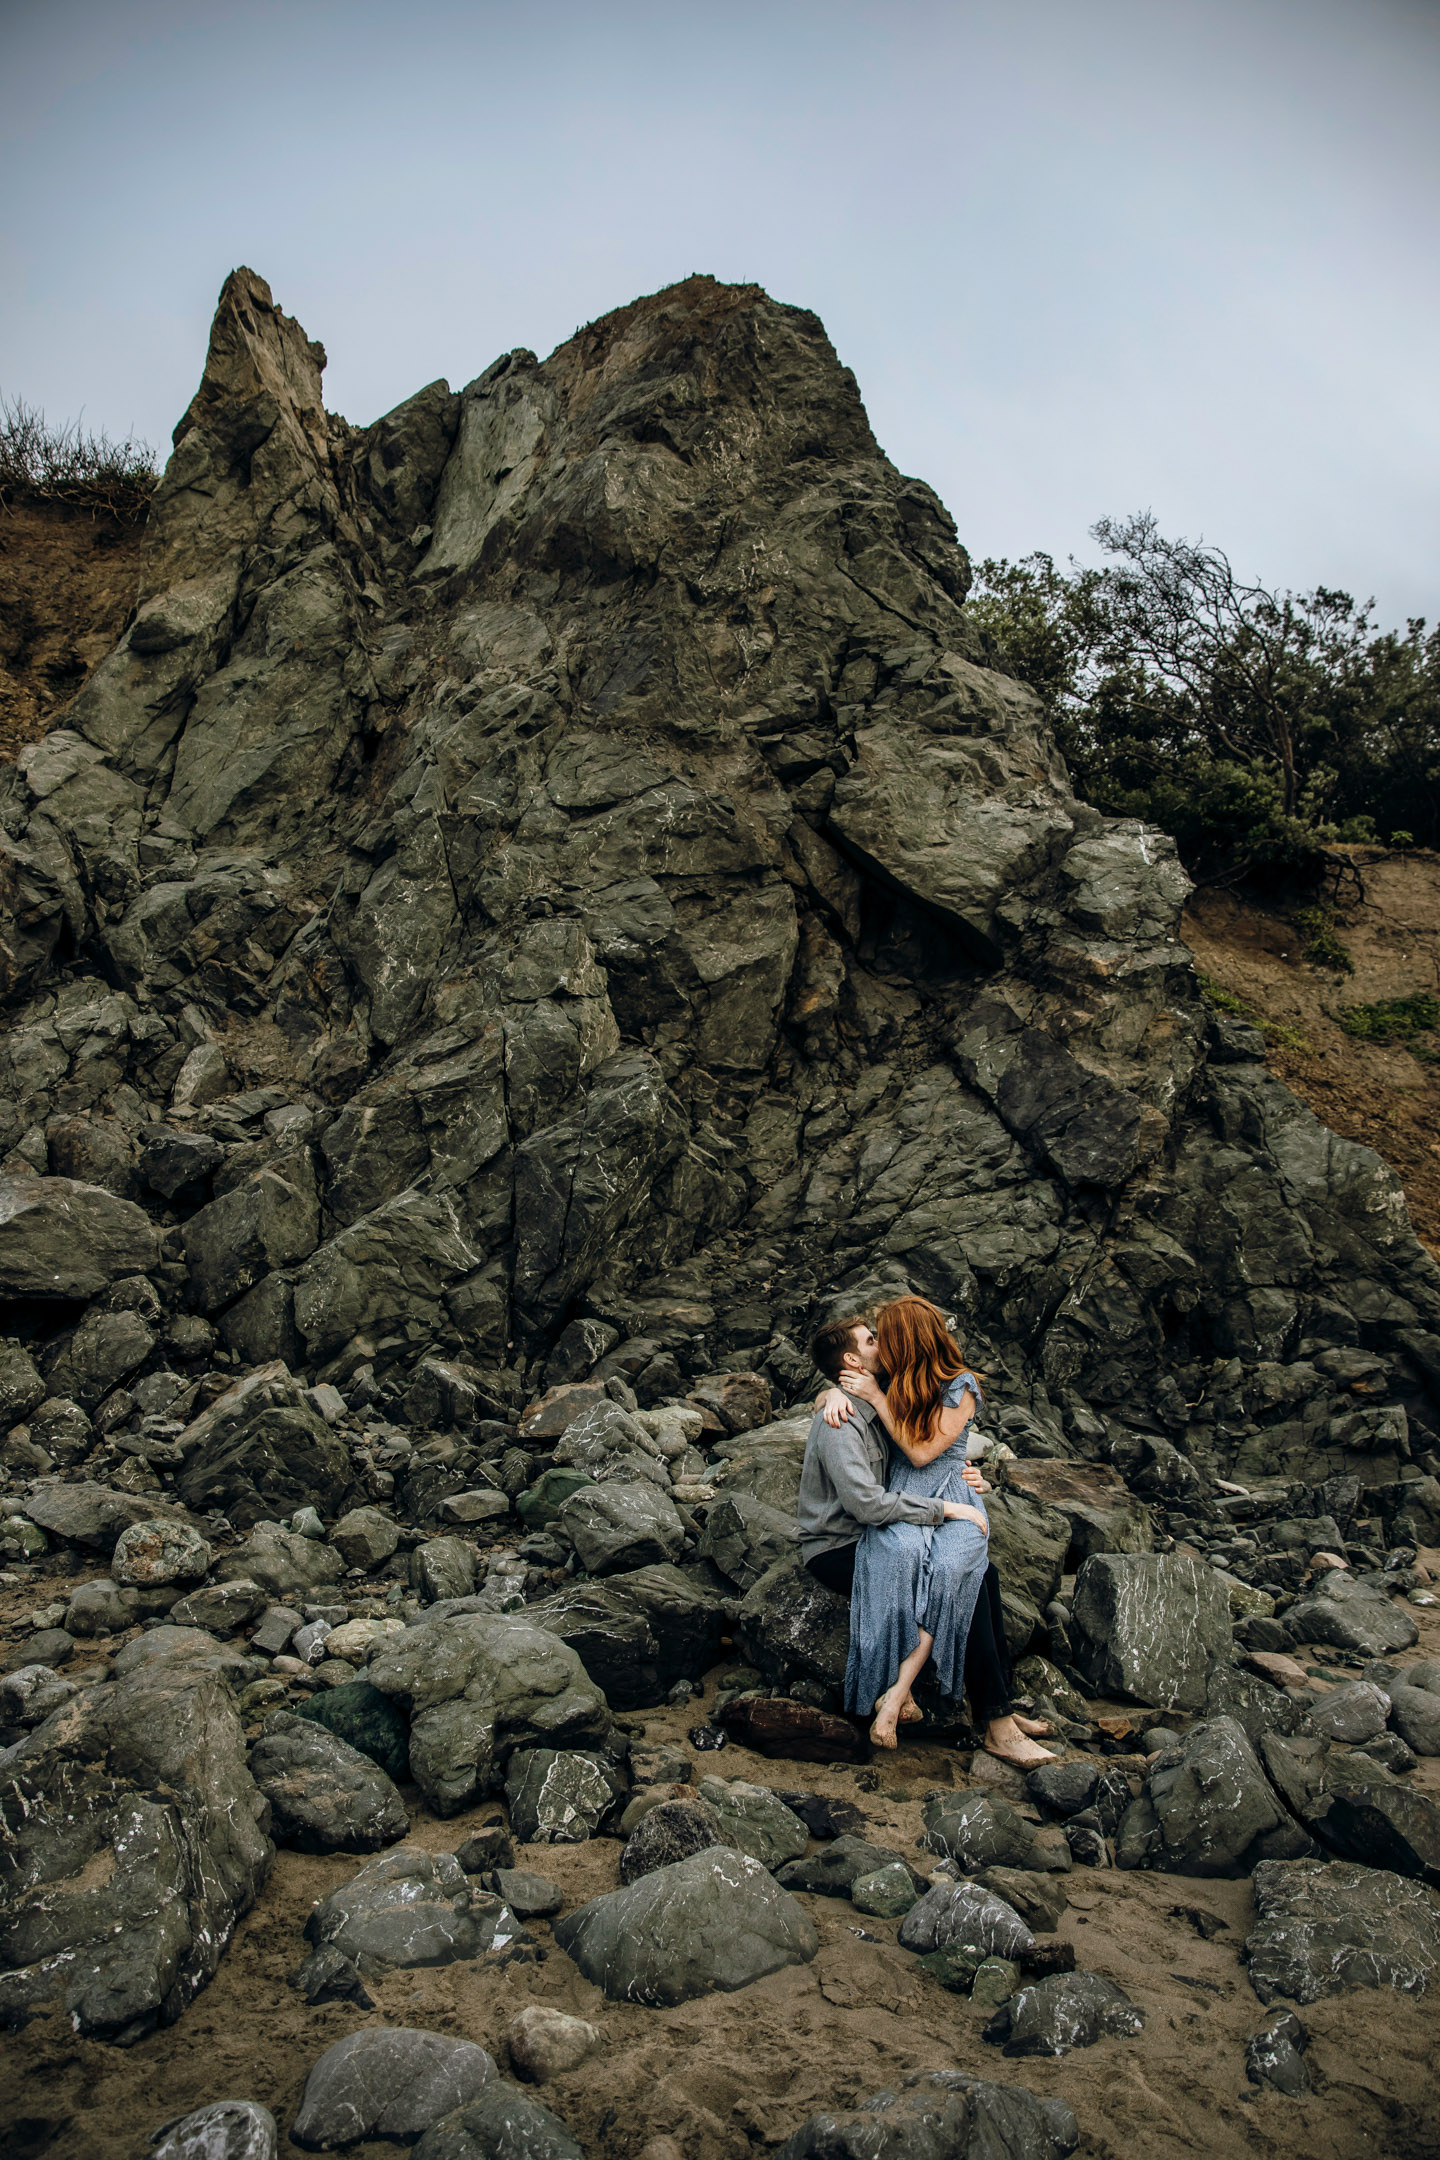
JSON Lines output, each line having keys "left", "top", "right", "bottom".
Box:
{"left": 967, "top": 513, "right": 1440, "bottom": 873}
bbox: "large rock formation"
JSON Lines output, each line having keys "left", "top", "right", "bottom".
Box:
{"left": 0, "top": 263, "right": 1432, "bottom": 1503}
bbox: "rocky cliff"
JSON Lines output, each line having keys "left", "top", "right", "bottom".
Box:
{"left": 0, "top": 267, "right": 1436, "bottom": 1498}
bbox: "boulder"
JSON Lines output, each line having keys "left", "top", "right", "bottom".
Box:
{"left": 0, "top": 1339, "right": 44, "bottom": 1422}
{"left": 1245, "top": 2012, "right": 1311, "bottom": 2097}
{"left": 182, "top": 1160, "right": 320, "bottom": 1314}
{"left": 367, "top": 1612, "right": 610, "bottom": 1815}
{"left": 169, "top": 1578, "right": 267, "bottom": 1634}
{"left": 898, "top": 1881, "right": 1036, "bottom": 1961}
{"left": 776, "top": 1835, "right": 920, "bottom": 1898}
{"left": 984, "top": 1970, "right": 1146, "bottom": 2056}
{"left": 0, "top": 1661, "right": 272, "bottom": 2043}
{"left": 1285, "top": 1571, "right": 1419, "bottom": 1658}
{"left": 217, "top": 1522, "right": 346, "bottom": 1601}
{"left": 305, "top": 1845, "right": 523, "bottom": 1969}
{"left": 43, "top": 1306, "right": 155, "bottom": 1410}
{"left": 177, "top": 1375, "right": 353, "bottom": 1532}
{"left": 516, "top": 1467, "right": 594, "bottom": 1531}
{"left": 1070, "top": 1551, "right": 1231, "bottom": 1711}
{"left": 410, "top": 2085, "right": 583, "bottom": 2160}
{"left": 24, "top": 1479, "right": 179, "bottom": 1552}
{"left": 411, "top": 1536, "right": 478, "bottom": 1604}
{"left": 1259, "top": 1731, "right": 1440, "bottom": 1886}
{"left": 774, "top": 2069, "right": 1078, "bottom": 2160}
{"left": 620, "top": 1798, "right": 727, "bottom": 1884}
{"left": 695, "top": 1775, "right": 808, "bottom": 1869}
{"left": 0, "top": 1174, "right": 158, "bottom": 1297}
{"left": 556, "top": 1478, "right": 684, "bottom": 1574}
{"left": 64, "top": 1576, "right": 141, "bottom": 1636}
{"left": 523, "top": 1580, "right": 664, "bottom": 1708}
{"left": 1115, "top": 1716, "right": 1308, "bottom": 1877}
{"left": 111, "top": 1518, "right": 212, "bottom": 1587}
{"left": 332, "top": 1505, "right": 402, "bottom": 1570}
{"left": 290, "top": 2028, "right": 497, "bottom": 2148}
{"left": 504, "top": 1748, "right": 625, "bottom": 1843}
{"left": 288, "top": 1681, "right": 411, "bottom": 1782}
{"left": 695, "top": 1491, "right": 795, "bottom": 1592}
{"left": 112, "top": 1625, "right": 251, "bottom": 1683}
{"left": 998, "top": 1459, "right": 1153, "bottom": 1560}
{"left": 491, "top": 1868, "right": 563, "bottom": 1918}
{"left": 735, "top": 1552, "right": 850, "bottom": 1695}
{"left": 975, "top": 1868, "right": 1069, "bottom": 1934}
{"left": 717, "top": 1694, "right": 868, "bottom": 1762}
{"left": 249, "top": 1711, "right": 409, "bottom": 1852}
{"left": 1246, "top": 1857, "right": 1440, "bottom": 2003}
{"left": 1388, "top": 1683, "right": 1440, "bottom": 1757}
{"left": 553, "top": 1846, "right": 817, "bottom": 2004}
{"left": 506, "top": 2004, "right": 600, "bottom": 2083}
{"left": 150, "top": 2102, "right": 278, "bottom": 2160}
{"left": 920, "top": 1792, "right": 1038, "bottom": 1872}
{"left": 1305, "top": 1682, "right": 1392, "bottom": 1745}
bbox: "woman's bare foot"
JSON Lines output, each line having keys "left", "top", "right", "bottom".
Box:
{"left": 983, "top": 1715, "right": 1056, "bottom": 1766}
{"left": 899, "top": 1696, "right": 924, "bottom": 1725}
{"left": 1013, "top": 1714, "right": 1054, "bottom": 1738}
{"left": 869, "top": 1685, "right": 906, "bottom": 1749}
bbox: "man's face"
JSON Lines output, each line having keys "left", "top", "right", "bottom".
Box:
{"left": 843, "top": 1324, "right": 879, "bottom": 1376}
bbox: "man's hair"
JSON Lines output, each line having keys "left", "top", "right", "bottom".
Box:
{"left": 810, "top": 1314, "right": 867, "bottom": 1383}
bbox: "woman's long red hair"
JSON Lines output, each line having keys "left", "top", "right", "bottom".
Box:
{"left": 875, "top": 1296, "right": 978, "bottom": 1448}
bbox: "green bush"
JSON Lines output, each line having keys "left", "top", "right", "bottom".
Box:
{"left": 0, "top": 392, "right": 157, "bottom": 514}
{"left": 1339, "top": 995, "right": 1440, "bottom": 1054}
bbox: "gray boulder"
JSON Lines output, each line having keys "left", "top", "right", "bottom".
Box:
{"left": 1304, "top": 1681, "right": 1391, "bottom": 1745}
{"left": 774, "top": 2070, "right": 1078, "bottom": 2160}
{"left": 43, "top": 1305, "right": 155, "bottom": 1410}
{"left": 248, "top": 1711, "right": 409, "bottom": 1852}
{"left": 0, "top": 1173, "right": 158, "bottom": 1296}
{"left": 920, "top": 1792, "right": 1038, "bottom": 1872}
{"left": 182, "top": 1159, "right": 320, "bottom": 1314}
{"left": 696, "top": 1775, "right": 808, "bottom": 1869}
{"left": 332, "top": 1505, "right": 402, "bottom": 1570}
{"left": 177, "top": 1370, "right": 352, "bottom": 1531}
{"left": 898, "top": 1881, "right": 1036, "bottom": 1962}
{"left": 65, "top": 1576, "right": 141, "bottom": 1636}
{"left": 999, "top": 1459, "right": 1153, "bottom": 1562}
{"left": 411, "top": 2085, "right": 583, "bottom": 2160}
{"left": 150, "top": 2101, "right": 278, "bottom": 2160}
{"left": 1070, "top": 1551, "right": 1230, "bottom": 1711}
{"left": 504, "top": 1747, "right": 625, "bottom": 1842}
{"left": 620, "top": 1798, "right": 726, "bottom": 1884}
{"left": 411, "top": 1536, "right": 478, "bottom": 1603}
{"left": 1245, "top": 2012, "right": 1311, "bottom": 2097}
{"left": 112, "top": 1518, "right": 212, "bottom": 1587}
{"left": 305, "top": 1845, "right": 523, "bottom": 1969}
{"left": 0, "top": 1661, "right": 272, "bottom": 2042}
{"left": 1246, "top": 1857, "right": 1440, "bottom": 2003}
{"left": 984, "top": 1970, "right": 1145, "bottom": 2056}
{"left": 696, "top": 1491, "right": 796, "bottom": 1592}
{"left": 367, "top": 1612, "right": 611, "bottom": 1815}
{"left": 557, "top": 1478, "right": 684, "bottom": 1574}
{"left": 0, "top": 1339, "right": 44, "bottom": 1422}
{"left": 735, "top": 1550, "right": 850, "bottom": 1694}
{"left": 1388, "top": 1682, "right": 1440, "bottom": 1756}
{"left": 216, "top": 1522, "right": 346, "bottom": 1601}
{"left": 776, "top": 1835, "right": 920, "bottom": 1898}
{"left": 1115, "top": 1716, "right": 1309, "bottom": 1877}
{"left": 552, "top": 1846, "right": 818, "bottom": 2003}
{"left": 1285, "top": 1571, "right": 1419, "bottom": 1658}
{"left": 1259, "top": 1730, "right": 1440, "bottom": 1885}
{"left": 24, "top": 1479, "right": 178, "bottom": 1552}
{"left": 291, "top": 2027, "right": 496, "bottom": 2148}
{"left": 169, "top": 1577, "right": 268, "bottom": 1633}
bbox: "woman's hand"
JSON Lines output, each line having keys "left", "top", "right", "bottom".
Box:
{"left": 942, "top": 1501, "right": 989, "bottom": 1532}
{"left": 840, "top": 1370, "right": 882, "bottom": 1404}
{"left": 962, "top": 1462, "right": 986, "bottom": 1491}
{"left": 818, "top": 1386, "right": 854, "bottom": 1428}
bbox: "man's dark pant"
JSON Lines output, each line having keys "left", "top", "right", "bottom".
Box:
{"left": 805, "top": 1548, "right": 1013, "bottom": 1723}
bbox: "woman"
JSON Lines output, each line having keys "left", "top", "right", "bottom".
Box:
{"left": 820, "top": 1296, "right": 1055, "bottom": 1764}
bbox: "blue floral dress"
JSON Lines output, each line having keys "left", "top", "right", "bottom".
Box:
{"left": 844, "top": 1370, "right": 990, "bottom": 1717}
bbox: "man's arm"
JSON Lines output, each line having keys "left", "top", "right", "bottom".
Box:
{"left": 818, "top": 1419, "right": 947, "bottom": 1529}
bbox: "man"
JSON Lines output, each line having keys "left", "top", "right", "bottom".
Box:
{"left": 797, "top": 1313, "right": 1054, "bottom": 1764}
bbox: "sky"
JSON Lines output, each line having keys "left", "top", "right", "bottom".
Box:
{"left": 3, "top": 0, "right": 1438, "bottom": 623}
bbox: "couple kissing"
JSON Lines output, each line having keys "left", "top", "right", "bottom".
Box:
{"left": 796, "top": 1295, "right": 1055, "bottom": 1766}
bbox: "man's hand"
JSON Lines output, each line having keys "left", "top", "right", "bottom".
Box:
{"left": 942, "top": 1501, "right": 989, "bottom": 1532}
{"left": 817, "top": 1385, "right": 853, "bottom": 1428}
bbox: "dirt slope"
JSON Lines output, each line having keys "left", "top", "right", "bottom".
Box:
{"left": 1184, "top": 847, "right": 1440, "bottom": 1259}
{"left": 0, "top": 501, "right": 148, "bottom": 759}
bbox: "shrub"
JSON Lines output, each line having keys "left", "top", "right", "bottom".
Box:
{"left": 0, "top": 393, "right": 157, "bottom": 514}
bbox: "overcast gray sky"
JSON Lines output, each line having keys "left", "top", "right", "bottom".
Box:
{"left": 3, "top": 0, "right": 1437, "bottom": 621}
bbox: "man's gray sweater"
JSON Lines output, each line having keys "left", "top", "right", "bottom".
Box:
{"left": 795, "top": 1397, "right": 946, "bottom": 1561}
